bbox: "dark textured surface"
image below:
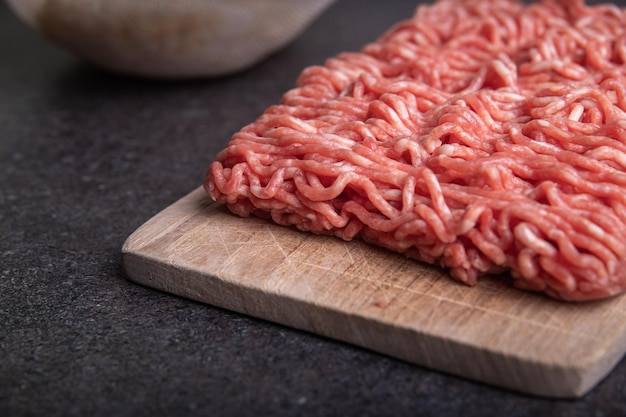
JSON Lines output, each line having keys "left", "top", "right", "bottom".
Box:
{"left": 2, "top": 1, "right": 626, "bottom": 416}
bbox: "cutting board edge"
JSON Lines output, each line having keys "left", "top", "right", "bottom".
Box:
{"left": 120, "top": 246, "right": 617, "bottom": 399}
{"left": 121, "top": 188, "right": 208, "bottom": 255}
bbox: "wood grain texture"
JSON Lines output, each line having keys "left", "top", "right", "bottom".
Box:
{"left": 122, "top": 187, "right": 626, "bottom": 398}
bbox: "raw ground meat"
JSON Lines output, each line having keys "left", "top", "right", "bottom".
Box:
{"left": 205, "top": 0, "right": 626, "bottom": 302}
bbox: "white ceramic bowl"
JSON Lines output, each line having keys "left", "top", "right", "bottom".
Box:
{"left": 6, "top": 0, "right": 335, "bottom": 78}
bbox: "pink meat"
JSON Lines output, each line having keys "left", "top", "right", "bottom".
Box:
{"left": 205, "top": 0, "right": 626, "bottom": 301}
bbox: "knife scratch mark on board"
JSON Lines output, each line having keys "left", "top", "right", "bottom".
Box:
{"left": 608, "top": 306, "right": 626, "bottom": 317}
{"left": 344, "top": 242, "right": 356, "bottom": 265}
{"left": 267, "top": 225, "right": 290, "bottom": 260}
{"left": 215, "top": 225, "right": 234, "bottom": 258}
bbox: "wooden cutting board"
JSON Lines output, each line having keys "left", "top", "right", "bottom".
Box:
{"left": 122, "top": 186, "right": 626, "bottom": 398}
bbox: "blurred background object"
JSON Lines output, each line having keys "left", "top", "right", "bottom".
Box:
{"left": 5, "top": 0, "right": 336, "bottom": 78}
